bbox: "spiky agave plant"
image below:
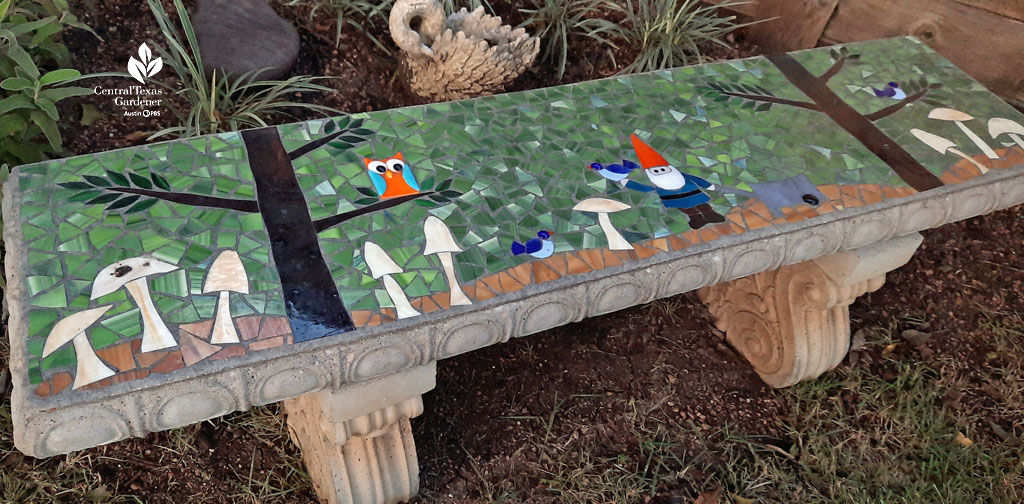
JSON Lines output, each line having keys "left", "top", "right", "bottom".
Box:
{"left": 620, "top": 0, "right": 750, "bottom": 74}
{"left": 519, "top": 0, "right": 624, "bottom": 79}
{"left": 146, "top": 0, "right": 340, "bottom": 139}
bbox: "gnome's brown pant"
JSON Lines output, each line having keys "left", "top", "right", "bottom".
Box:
{"left": 681, "top": 203, "right": 725, "bottom": 229}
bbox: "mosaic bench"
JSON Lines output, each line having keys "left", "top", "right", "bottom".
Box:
{"left": 5, "top": 36, "right": 1024, "bottom": 504}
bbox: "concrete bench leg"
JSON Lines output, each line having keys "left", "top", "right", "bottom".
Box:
{"left": 283, "top": 362, "right": 436, "bottom": 504}
{"left": 698, "top": 234, "right": 923, "bottom": 388}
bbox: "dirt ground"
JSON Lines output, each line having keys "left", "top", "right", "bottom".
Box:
{"left": 1, "top": 0, "right": 1022, "bottom": 503}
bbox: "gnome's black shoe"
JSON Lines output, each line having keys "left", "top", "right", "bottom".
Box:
{"left": 697, "top": 204, "right": 726, "bottom": 224}
{"left": 682, "top": 209, "right": 708, "bottom": 229}
{"left": 704, "top": 210, "right": 726, "bottom": 224}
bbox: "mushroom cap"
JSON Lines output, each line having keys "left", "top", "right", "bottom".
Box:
{"left": 364, "top": 241, "right": 403, "bottom": 279}
{"left": 42, "top": 305, "right": 113, "bottom": 357}
{"left": 988, "top": 117, "right": 1024, "bottom": 138}
{"left": 928, "top": 108, "right": 974, "bottom": 122}
{"left": 910, "top": 128, "right": 955, "bottom": 153}
{"left": 422, "top": 216, "right": 463, "bottom": 255}
{"left": 202, "top": 250, "right": 250, "bottom": 294}
{"left": 91, "top": 257, "right": 179, "bottom": 299}
{"left": 573, "top": 198, "right": 632, "bottom": 213}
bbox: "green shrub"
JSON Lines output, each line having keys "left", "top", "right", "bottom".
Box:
{"left": 147, "top": 0, "right": 340, "bottom": 139}
{"left": 518, "top": 0, "right": 624, "bottom": 79}
{"left": 619, "top": 0, "right": 748, "bottom": 74}
{"left": 0, "top": 0, "right": 99, "bottom": 165}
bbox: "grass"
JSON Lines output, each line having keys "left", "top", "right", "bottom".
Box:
{"left": 433, "top": 311, "right": 1024, "bottom": 503}
{"left": 619, "top": 0, "right": 750, "bottom": 74}
{"left": 147, "top": 0, "right": 340, "bottom": 139}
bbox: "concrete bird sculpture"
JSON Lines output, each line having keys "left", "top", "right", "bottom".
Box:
{"left": 389, "top": 0, "right": 540, "bottom": 100}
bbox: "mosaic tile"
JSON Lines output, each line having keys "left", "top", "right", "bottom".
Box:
{"left": 7, "top": 37, "right": 1024, "bottom": 398}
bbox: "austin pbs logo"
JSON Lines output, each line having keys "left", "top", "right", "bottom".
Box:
{"left": 127, "top": 43, "right": 163, "bottom": 84}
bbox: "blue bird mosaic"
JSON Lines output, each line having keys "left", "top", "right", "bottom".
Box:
{"left": 511, "top": 231, "right": 555, "bottom": 258}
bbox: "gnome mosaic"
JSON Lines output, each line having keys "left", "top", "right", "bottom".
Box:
{"left": 591, "top": 134, "right": 726, "bottom": 229}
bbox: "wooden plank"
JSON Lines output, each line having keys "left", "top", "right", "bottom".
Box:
{"left": 951, "top": 0, "right": 1024, "bottom": 21}
{"left": 745, "top": 0, "right": 839, "bottom": 51}
{"left": 823, "top": 0, "right": 1024, "bottom": 108}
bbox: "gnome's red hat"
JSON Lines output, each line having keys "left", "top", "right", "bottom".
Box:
{"left": 630, "top": 134, "right": 669, "bottom": 169}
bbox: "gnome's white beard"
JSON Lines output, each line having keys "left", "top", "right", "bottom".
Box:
{"left": 644, "top": 166, "right": 686, "bottom": 190}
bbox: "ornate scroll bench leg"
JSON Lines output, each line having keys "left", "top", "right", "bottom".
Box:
{"left": 698, "top": 234, "right": 924, "bottom": 388}
{"left": 283, "top": 362, "right": 436, "bottom": 504}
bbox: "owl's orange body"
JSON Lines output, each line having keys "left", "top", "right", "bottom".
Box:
{"left": 364, "top": 153, "right": 421, "bottom": 200}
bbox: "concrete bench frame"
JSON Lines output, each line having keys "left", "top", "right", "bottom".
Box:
{"left": 5, "top": 37, "right": 1024, "bottom": 503}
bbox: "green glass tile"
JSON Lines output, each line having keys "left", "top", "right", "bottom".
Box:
{"left": 167, "top": 304, "right": 200, "bottom": 324}
{"left": 237, "top": 235, "right": 261, "bottom": 254}
{"left": 217, "top": 232, "right": 238, "bottom": 248}
{"left": 89, "top": 326, "right": 120, "bottom": 349}
{"left": 244, "top": 293, "right": 268, "bottom": 313}
{"left": 229, "top": 294, "right": 255, "bottom": 316}
{"left": 101, "top": 309, "right": 142, "bottom": 336}
{"left": 404, "top": 276, "right": 430, "bottom": 297}
{"left": 265, "top": 292, "right": 286, "bottom": 316}
{"left": 373, "top": 289, "right": 393, "bottom": 309}
{"left": 28, "top": 310, "right": 60, "bottom": 339}
{"left": 28, "top": 365, "right": 42, "bottom": 385}
{"left": 428, "top": 272, "right": 448, "bottom": 291}
{"left": 191, "top": 295, "right": 217, "bottom": 319}
{"left": 240, "top": 213, "right": 264, "bottom": 232}
{"left": 31, "top": 287, "right": 67, "bottom": 308}
{"left": 152, "top": 269, "right": 188, "bottom": 297}
{"left": 41, "top": 345, "right": 76, "bottom": 371}
{"left": 57, "top": 235, "right": 90, "bottom": 253}
{"left": 154, "top": 241, "right": 187, "bottom": 264}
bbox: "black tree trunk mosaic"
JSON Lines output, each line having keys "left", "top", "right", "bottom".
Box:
{"left": 241, "top": 127, "right": 356, "bottom": 341}
{"left": 767, "top": 53, "right": 944, "bottom": 192}
{"left": 715, "top": 52, "right": 946, "bottom": 192}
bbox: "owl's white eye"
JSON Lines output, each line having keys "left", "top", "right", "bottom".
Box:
{"left": 368, "top": 161, "right": 387, "bottom": 174}
{"left": 386, "top": 159, "right": 405, "bottom": 172}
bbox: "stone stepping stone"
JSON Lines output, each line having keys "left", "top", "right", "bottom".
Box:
{"left": 193, "top": 0, "right": 299, "bottom": 80}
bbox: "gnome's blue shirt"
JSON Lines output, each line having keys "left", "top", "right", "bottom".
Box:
{"left": 622, "top": 174, "right": 713, "bottom": 209}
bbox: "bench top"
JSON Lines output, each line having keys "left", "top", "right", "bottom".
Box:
{"left": 6, "top": 36, "right": 1024, "bottom": 456}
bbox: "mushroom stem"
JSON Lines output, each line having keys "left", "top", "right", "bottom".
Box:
{"left": 597, "top": 213, "right": 633, "bottom": 250}
{"left": 383, "top": 275, "right": 421, "bottom": 319}
{"left": 439, "top": 252, "right": 472, "bottom": 306}
{"left": 210, "top": 290, "right": 240, "bottom": 344}
{"left": 125, "top": 278, "right": 177, "bottom": 352}
{"left": 948, "top": 148, "right": 990, "bottom": 174}
{"left": 71, "top": 333, "right": 115, "bottom": 389}
{"left": 954, "top": 122, "right": 999, "bottom": 159}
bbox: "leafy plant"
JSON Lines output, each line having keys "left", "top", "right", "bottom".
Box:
{"left": 518, "top": 0, "right": 624, "bottom": 79}
{"left": 0, "top": 0, "right": 96, "bottom": 70}
{"left": 286, "top": 0, "right": 394, "bottom": 52}
{"left": 619, "top": 0, "right": 749, "bottom": 74}
{"left": 147, "top": 0, "right": 340, "bottom": 139}
{"left": 0, "top": 0, "right": 102, "bottom": 164}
